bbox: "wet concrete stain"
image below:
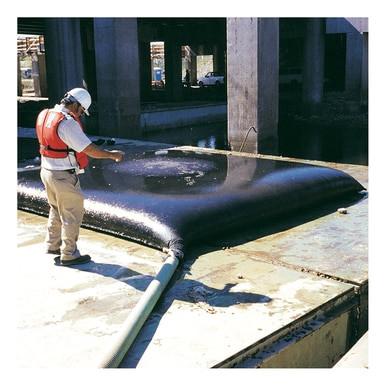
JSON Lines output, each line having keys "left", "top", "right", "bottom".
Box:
{"left": 61, "top": 291, "right": 136, "bottom": 326}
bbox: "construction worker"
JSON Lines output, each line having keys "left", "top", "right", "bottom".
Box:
{"left": 36, "top": 87, "right": 125, "bottom": 265}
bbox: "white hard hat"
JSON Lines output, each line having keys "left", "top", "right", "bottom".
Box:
{"left": 67, "top": 88, "right": 92, "bottom": 116}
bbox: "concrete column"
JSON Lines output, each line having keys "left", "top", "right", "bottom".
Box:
{"left": 213, "top": 44, "right": 218, "bottom": 72}
{"left": 190, "top": 46, "right": 198, "bottom": 85}
{"left": 31, "top": 53, "right": 41, "bottom": 97}
{"left": 94, "top": 18, "right": 141, "bottom": 138}
{"left": 17, "top": 55, "right": 22, "bottom": 96}
{"left": 140, "top": 41, "right": 152, "bottom": 101}
{"left": 360, "top": 32, "right": 368, "bottom": 105}
{"left": 44, "top": 18, "right": 85, "bottom": 104}
{"left": 302, "top": 18, "right": 325, "bottom": 113}
{"left": 345, "top": 31, "right": 363, "bottom": 99}
{"left": 37, "top": 54, "right": 48, "bottom": 97}
{"left": 165, "top": 34, "right": 183, "bottom": 102}
{"left": 227, "top": 18, "right": 279, "bottom": 154}
{"left": 217, "top": 42, "right": 226, "bottom": 76}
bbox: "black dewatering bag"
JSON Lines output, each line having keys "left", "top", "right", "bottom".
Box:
{"left": 17, "top": 146, "right": 365, "bottom": 258}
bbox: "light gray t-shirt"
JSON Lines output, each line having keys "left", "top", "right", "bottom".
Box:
{"left": 40, "top": 104, "right": 92, "bottom": 173}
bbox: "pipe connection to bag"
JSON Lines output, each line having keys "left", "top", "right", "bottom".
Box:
{"left": 98, "top": 246, "right": 183, "bottom": 368}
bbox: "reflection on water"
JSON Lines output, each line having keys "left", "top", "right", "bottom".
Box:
{"left": 144, "top": 120, "right": 368, "bottom": 166}
{"left": 144, "top": 122, "right": 228, "bottom": 151}
{"left": 197, "top": 135, "right": 217, "bottom": 149}
{"left": 17, "top": 118, "right": 368, "bottom": 166}
{"left": 278, "top": 123, "right": 368, "bottom": 166}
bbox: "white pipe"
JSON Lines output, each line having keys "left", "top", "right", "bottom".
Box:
{"left": 98, "top": 250, "right": 180, "bottom": 368}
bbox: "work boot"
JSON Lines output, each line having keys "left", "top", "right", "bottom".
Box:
{"left": 60, "top": 255, "right": 91, "bottom": 266}
{"left": 57, "top": 249, "right": 91, "bottom": 266}
{"left": 46, "top": 249, "right": 61, "bottom": 255}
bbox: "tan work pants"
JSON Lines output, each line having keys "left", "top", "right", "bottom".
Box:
{"left": 40, "top": 168, "right": 84, "bottom": 260}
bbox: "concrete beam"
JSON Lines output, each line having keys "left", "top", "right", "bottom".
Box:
{"left": 227, "top": 18, "right": 279, "bottom": 155}
{"left": 345, "top": 18, "right": 368, "bottom": 33}
{"left": 141, "top": 103, "right": 226, "bottom": 131}
{"left": 94, "top": 18, "right": 141, "bottom": 138}
{"left": 326, "top": 18, "right": 368, "bottom": 102}
{"left": 326, "top": 18, "right": 368, "bottom": 34}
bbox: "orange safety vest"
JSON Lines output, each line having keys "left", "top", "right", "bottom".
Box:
{"left": 36, "top": 109, "right": 89, "bottom": 169}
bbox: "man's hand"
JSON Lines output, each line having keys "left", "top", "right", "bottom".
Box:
{"left": 109, "top": 150, "right": 125, "bottom": 162}
{"left": 83, "top": 143, "right": 125, "bottom": 162}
